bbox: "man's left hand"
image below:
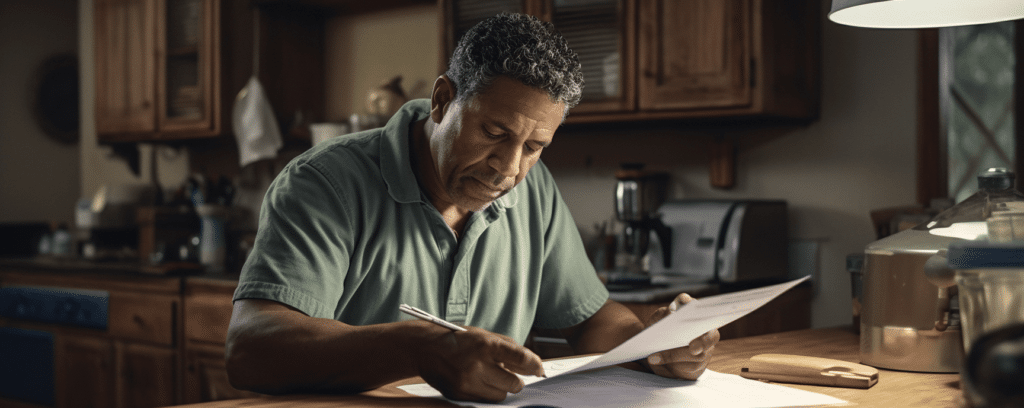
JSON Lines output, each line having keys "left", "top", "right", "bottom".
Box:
{"left": 642, "top": 293, "right": 720, "bottom": 380}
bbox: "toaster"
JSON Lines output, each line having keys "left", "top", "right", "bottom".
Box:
{"left": 647, "top": 200, "right": 789, "bottom": 283}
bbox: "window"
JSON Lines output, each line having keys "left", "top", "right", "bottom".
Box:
{"left": 942, "top": 22, "right": 1017, "bottom": 203}
{"left": 919, "top": 22, "right": 1022, "bottom": 204}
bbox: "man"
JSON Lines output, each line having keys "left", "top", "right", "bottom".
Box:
{"left": 225, "top": 13, "right": 719, "bottom": 403}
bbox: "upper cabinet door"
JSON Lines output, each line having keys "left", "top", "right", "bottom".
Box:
{"left": 156, "top": 0, "right": 217, "bottom": 137}
{"left": 440, "top": 0, "right": 820, "bottom": 124}
{"left": 441, "top": 0, "right": 633, "bottom": 114}
{"left": 94, "top": 0, "right": 157, "bottom": 136}
{"left": 638, "top": 0, "right": 751, "bottom": 111}
{"left": 552, "top": 0, "right": 634, "bottom": 114}
{"left": 440, "top": 0, "right": 526, "bottom": 73}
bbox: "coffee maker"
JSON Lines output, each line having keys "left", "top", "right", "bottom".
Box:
{"left": 613, "top": 163, "right": 672, "bottom": 275}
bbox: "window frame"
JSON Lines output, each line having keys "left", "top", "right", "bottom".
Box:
{"left": 917, "top": 22, "right": 1024, "bottom": 205}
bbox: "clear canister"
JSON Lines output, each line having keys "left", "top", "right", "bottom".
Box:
{"left": 947, "top": 241, "right": 1024, "bottom": 355}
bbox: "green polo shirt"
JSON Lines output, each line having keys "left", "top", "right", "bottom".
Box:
{"left": 234, "top": 99, "right": 608, "bottom": 345}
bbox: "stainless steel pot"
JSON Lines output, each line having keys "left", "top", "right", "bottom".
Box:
{"left": 860, "top": 168, "right": 1024, "bottom": 373}
{"left": 861, "top": 228, "right": 963, "bottom": 372}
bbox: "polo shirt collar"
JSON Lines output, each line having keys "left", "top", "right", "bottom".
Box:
{"left": 380, "top": 99, "right": 430, "bottom": 205}
{"left": 379, "top": 99, "right": 521, "bottom": 211}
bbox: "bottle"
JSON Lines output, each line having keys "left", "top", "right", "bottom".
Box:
{"left": 51, "top": 223, "right": 72, "bottom": 258}
{"left": 195, "top": 205, "right": 227, "bottom": 273}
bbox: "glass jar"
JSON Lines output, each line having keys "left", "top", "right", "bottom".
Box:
{"left": 948, "top": 241, "right": 1024, "bottom": 355}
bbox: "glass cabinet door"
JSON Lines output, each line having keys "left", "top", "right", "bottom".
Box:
{"left": 443, "top": 0, "right": 524, "bottom": 64}
{"left": 442, "top": 0, "right": 633, "bottom": 115}
{"left": 157, "top": 0, "right": 214, "bottom": 135}
{"left": 551, "top": 0, "right": 633, "bottom": 114}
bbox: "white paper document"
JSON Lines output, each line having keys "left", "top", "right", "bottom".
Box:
{"left": 399, "top": 356, "right": 846, "bottom": 408}
{"left": 536, "top": 275, "right": 810, "bottom": 381}
{"left": 399, "top": 276, "right": 829, "bottom": 407}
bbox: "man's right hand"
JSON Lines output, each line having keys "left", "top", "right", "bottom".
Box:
{"left": 226, "top": 299, "right": 544, "bottom": 402}
{"left": 414, "top": 325, "right": 546, "bottom": 402}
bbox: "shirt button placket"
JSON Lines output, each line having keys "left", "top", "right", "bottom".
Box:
{"left": 431, "top": 219, "right": 456, "bottom": 321}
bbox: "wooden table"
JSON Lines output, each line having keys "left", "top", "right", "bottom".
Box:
{"left": 171, "top": 327, "right": 965, "bottom": 407}
{"left": 709, "top": 327, "right": 964, "bottom": 407}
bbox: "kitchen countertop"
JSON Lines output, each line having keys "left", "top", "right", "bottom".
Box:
{"left": 0, "top": 256, "right": 232, "bottom": 279}
{"left": 166, "top": 326, "right": 965, "bottom": 408}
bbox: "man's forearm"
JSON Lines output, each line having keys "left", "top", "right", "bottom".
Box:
{"left": 560, "top": 299, "right": 644, "bottom": 354}
{"left": 225, "top": 300, "right": 433, "bottom": 394}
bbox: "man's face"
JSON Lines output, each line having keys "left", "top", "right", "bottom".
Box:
{"left": 428, "top": 76, "right": 565, "bottom": 212}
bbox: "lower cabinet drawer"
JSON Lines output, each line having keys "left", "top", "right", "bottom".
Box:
{"left": 108, "top": 292, "right": 177, "bottom": 346}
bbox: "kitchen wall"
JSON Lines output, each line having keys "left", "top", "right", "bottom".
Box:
{"left": 0, "top": 0, "right": 81, "bottom": 224}
{"left": 321, "top": 4, "right": 918, "bottom": 329}
{"left": 325, "top": 5, "right": 440, "bottom": 121}
{"left": 544, "top": 18, "right": 918, "bottom": 328}
{"left": 72, "top": 1, "right": 920, "bottom": 329}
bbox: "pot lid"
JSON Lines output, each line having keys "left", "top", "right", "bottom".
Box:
{"left": 867, "top": 168, "right": 1024, "bottom": 254}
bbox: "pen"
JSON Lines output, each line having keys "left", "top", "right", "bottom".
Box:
{"left": 399, "top": 304, "right": 467, "bottom": 332}
{"left": 400, "top": 304, "right": 548, "bottom": 378}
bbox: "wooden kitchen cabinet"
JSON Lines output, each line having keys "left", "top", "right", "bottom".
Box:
{"left": 440, "top": 0, "right": 635, "bottom": 115}
{"left": 0, "top": 269, "right": 181, "bottom": 408}
{"left": 440, "top": 0, "right": 820, "bottom": 124}
{"left": 184, "top": 343, "right": 256, "bottom": 403}
{"left": 94, "top": 0, "right": 157, "bottom": 136}
{"left": 0, "top": 262, "right": 270, "bottom": 407}
{"left": 120, "top": 342, "right": 179, "bottom": 407}
{"left": 638, "top": 0, "right": 752, "bottom": 112}
{"left": 181, "top": 277, "right": 259, "bottom": 404}
{"left": 634, "top": 0, "right": 820, "bottom": 121}
{"left": 56, "top": 335, "right": 115, "bottom": 408}
{"left": 93, "top": 0, "right": 325, "bottom": 142}
{"left": 52, "top": 333, "right": 178, "bottom": 408}
{"left": 94, "top": 0, "right": 217, "bottom": 141}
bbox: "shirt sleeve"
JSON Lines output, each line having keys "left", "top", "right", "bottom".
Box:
{"left": 233, "top": 156, "right": 355, "bottom": 319}
{"left": 531, "top": 162, "right": 610, "bottom": 329}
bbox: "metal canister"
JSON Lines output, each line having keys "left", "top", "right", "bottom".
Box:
{"left": 860, "top": 168, "right": 1024, "bottom": 373}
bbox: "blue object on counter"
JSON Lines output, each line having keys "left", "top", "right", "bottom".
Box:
{"left": 0, "top": 286, "right": 109, "bottom": 329}
{"left": 947, "top": 241, "right": 1024, "bottom": 269}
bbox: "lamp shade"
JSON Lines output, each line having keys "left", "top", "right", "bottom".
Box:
{"left": 829, "top": 0, "right": 1024, "bottom": 28}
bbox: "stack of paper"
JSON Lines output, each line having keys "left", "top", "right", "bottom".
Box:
{"left": 400, "top": 277, "right": 845, "bottom": 407}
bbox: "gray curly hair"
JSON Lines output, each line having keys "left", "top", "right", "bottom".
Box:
{"left": 445, "top": 13, "right": 584, "bottom": 113}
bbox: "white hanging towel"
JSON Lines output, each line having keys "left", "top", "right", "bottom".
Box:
{"left": 232, "top": 76, "right": 283, "bottom": 167}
